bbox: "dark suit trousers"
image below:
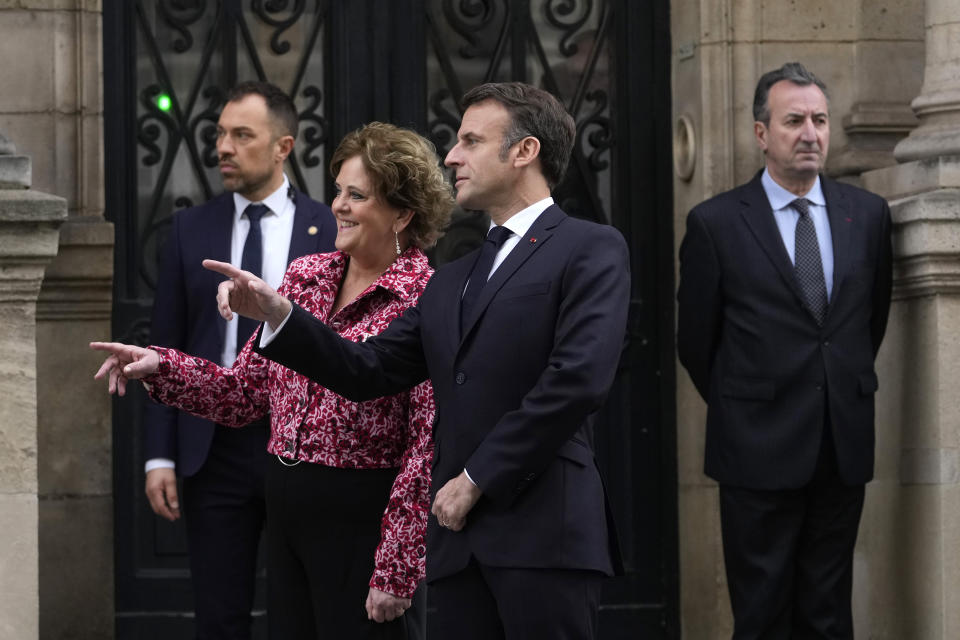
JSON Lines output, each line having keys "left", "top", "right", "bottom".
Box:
{"left": 265, "top": 456, "right": 406, "bottom": 640}
{"left": 182, "top": 422, "right": 268, "bottom": 640}
{"left": 719, "top": 425, "right": 865, "bottom": 640}
{"left": 429, "top": 560, "right": 604, "bottom": 640}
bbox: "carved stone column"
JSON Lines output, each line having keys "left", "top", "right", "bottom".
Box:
{"left": 0, "top": 135, "right": 66, "bottom": 639}
{"left": 858, "top": 0, "right": 960, "bottom": 636}
{"left": 893, "top": 0, "right": 960, "bottom": 162}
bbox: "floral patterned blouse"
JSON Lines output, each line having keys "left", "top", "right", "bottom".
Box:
{"left": 145, "top": 247, "right": 435, "bottom": 598}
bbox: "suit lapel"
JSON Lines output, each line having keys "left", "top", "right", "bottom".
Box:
{"left": 821, "top": 176, "right": 852, "bottom": 316}
{"left": 287, "top": 189, "right": 325, "bottom": 262}
{"left": 459, "top": 205, "right": 564, "bottom": 344}
{"left": 445, "top": 256, "right": 475, "bottom": 349}
{"left": 738, "top": 175, "right": 807, "bottom": 304}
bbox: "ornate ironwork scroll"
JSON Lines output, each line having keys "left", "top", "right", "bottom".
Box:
{"left": 426, "top": 0, "right": 614, "bottom": 262}
{"left": 133, "top": 0, "right": 329, "bottom": 295}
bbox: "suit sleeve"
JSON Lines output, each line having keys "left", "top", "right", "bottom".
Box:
{"left": 677, "top": 207, "right": 723, "bottom": 401}
{"left": 464, "top": 225, "right": 631, "bottom": 505}
{"left": 870, "top": 200, "right": 893, "bottom": 356}
{"left": 142, "top": 215, "right": 186, "bottom": 462}
{"left": 254, "top": 298, "right": 430, "bottom": 401}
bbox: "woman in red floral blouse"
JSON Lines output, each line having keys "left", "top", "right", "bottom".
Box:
{"left": 92, "top": 122, "right": 454, "bottom": 639}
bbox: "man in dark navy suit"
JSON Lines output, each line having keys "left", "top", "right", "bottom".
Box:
{"left": 677, "top": 63, "right": 892, "bottom": 639}
{"left": 142, "top": 81, "right": 335, "bottom": 639}
{"left": 206, "top": 81, "right": 630, "bottom": 639}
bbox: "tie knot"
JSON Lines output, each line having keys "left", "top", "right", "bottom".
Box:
{"left": 245, "top": 203, "right": 269, "bottom": 225}
{"left": 486, "top": 225, "right": 512, "bottom": 247}
{"left": 790, "top": 198, "right": 811, "bottom": 217}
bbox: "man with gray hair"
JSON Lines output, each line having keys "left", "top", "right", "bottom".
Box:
{"left": 677, "top": 62, "right": 892, "bottom": 638}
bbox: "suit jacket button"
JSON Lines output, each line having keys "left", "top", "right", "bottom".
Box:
{"left": 455, "top": 372, "right": 466, "bottom": 385}
{"left": 285, "top": 441, "right": 295, "bottom": 453}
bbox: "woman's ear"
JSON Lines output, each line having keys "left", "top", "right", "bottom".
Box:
{"left": 394, "top": 209, "right": 415, "bottom": 233}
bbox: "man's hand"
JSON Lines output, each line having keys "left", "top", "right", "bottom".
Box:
{"left": 431, "top": 471, "right": 482, "bottom": 532}
{"left": 145, "top": 468, "right": 180, "bottom": 522}
{"left": 89, "top": 341, "right": 161, "bottom": 396}
{"left": 365, "top": 587, "right": 411, "bottom": 623}
{"left": 202, "top": 259, "right": 292, "bottom": 330}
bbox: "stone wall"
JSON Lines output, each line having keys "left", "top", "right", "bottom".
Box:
{"left": 671, "top": 0, "right": 925, "bottom": 636}
{"left": 0, "top": 1, "right": 114, "bottom": 638}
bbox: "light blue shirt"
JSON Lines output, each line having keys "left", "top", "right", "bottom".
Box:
{"left": 761, "top": 169, "right": 834, "bottom": 300}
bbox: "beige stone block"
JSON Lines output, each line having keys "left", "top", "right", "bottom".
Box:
{"left": 0, "top": 11, "right": 57, "bottom": 112}
{"left": 19, "top": 0, "right": 83, "bottom": 9}
{"left": 80, "top": 6, "right": 103, "bottom": 113}
{"left": 862, "top": 156, "right": 960, "bottom": 200}
{"left": 760, "top": 0, "right": 856, "bottom": 42}
{"left": 697, "top": 41, "right": 736, "bottom": 196}
{"left": 730, "top": 0, "right": 763, "bottom": 43}
{"left": 894, "top": 296, "right": 942, "bottom": 449}
{"left": 699, "top": 0, "right": 731, "bottom": 44}
{"left": 678, "top": 484, "right": 731, "bottom": 639}
{"left": 0, "top": 303, "right": 39, "bottom": 495}
{"left": 676, "top": 376, "right": 711, "bottom": 486}
{"left": 857, "top": 0, "right": 925, "bottom": 41}
{"left": 853, "top": 41, "right": 925, "bottom": 105}
{"left": 80, "top": 113, "right": 104, "bottom": 216}
{"left": 670, "top": 0, "right": 701, "bottom": 49}
{"left": 0, "top": 494, "right": 38, "bottom": 639}
{"left": 37, "top": 320, "right": 112, "bottom": 496}
{"left": 39, "top": 494, "right": 112, "bottom": 639}
{"left": 0, "top": 113, "right": 59, "bottom": 198}
{"left": 928, "top": 0, "right": 960, "bottom": 27}
{"left": 890, "top": 486, "right": 945, "bottom": 637}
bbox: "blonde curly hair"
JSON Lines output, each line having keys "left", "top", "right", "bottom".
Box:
{"left": 331, "top": 122, "right": 455, "bottom": 249}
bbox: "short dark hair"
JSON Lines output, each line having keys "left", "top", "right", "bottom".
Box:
{"left": 460, "top": 82, "right": 576, "bottom": 189}
{"left": 752, "top": 62, "right": 829, "bottom": 125}
{"left": 225, "top": 81, "right": 299, "bottom": 139}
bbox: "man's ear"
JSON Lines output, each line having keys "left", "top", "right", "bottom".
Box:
{"left": 754, "top": 122, "right": 768, "bottom": 153}
{"left": 275, "top": 135, "right": 295, "bottom": 162}
{"left": 513, "top": 136, "right": 541, "bottom": 168}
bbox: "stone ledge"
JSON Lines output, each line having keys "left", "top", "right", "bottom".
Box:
{"left": 0, "top": 155, "right": 31, "bottom": 189}
{"left": 0, "top": 189, "right": 68, "bottom": 221}
{"left": 863, "top": 155, "right": 960, "bottom": 201}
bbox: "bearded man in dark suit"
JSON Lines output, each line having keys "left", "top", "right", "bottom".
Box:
{"left": 677, "top": 62, "right": 893, "bottom": 639}
{"left": 143, "top": 81, "right": 335, "bottom": 639}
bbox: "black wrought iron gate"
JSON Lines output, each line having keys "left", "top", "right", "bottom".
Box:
{"left": 103, "top": 1, "right": 676, "bottom": 637}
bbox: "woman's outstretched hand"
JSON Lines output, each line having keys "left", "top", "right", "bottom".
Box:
{"left": 89, "top": 341, "right": 160, "bottom": 396}
{"left": 203, "top": 259, "right": 292, "bottom": 330}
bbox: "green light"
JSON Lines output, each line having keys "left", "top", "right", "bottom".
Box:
{"left": 157, "top": 94, "right": 172, "bottom": 112}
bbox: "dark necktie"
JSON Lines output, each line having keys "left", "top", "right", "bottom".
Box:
{"left": 237, "top": 203, "right": 268, "bottom": 345}
{"left": 791, "top": 198, "right": 828, "bottom": 325}
{"left": 461, "top": 225, "right": 512, "bottom": 333}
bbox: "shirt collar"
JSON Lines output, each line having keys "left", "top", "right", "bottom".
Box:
{"left": 233, "top": 174, "right": 291, "bottom": 220}
{"left": 761, "top": 168, "right": 825, "bottom": 211}
{"left": 326, "top": 246, "right": 432, "bottom": 305}
{"left": 492, "top": 196, "right": 554, "bottom": 239}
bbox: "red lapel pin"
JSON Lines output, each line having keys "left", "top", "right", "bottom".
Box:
{"left": 530, "top": 237, "right": 537, "bottom": 243}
